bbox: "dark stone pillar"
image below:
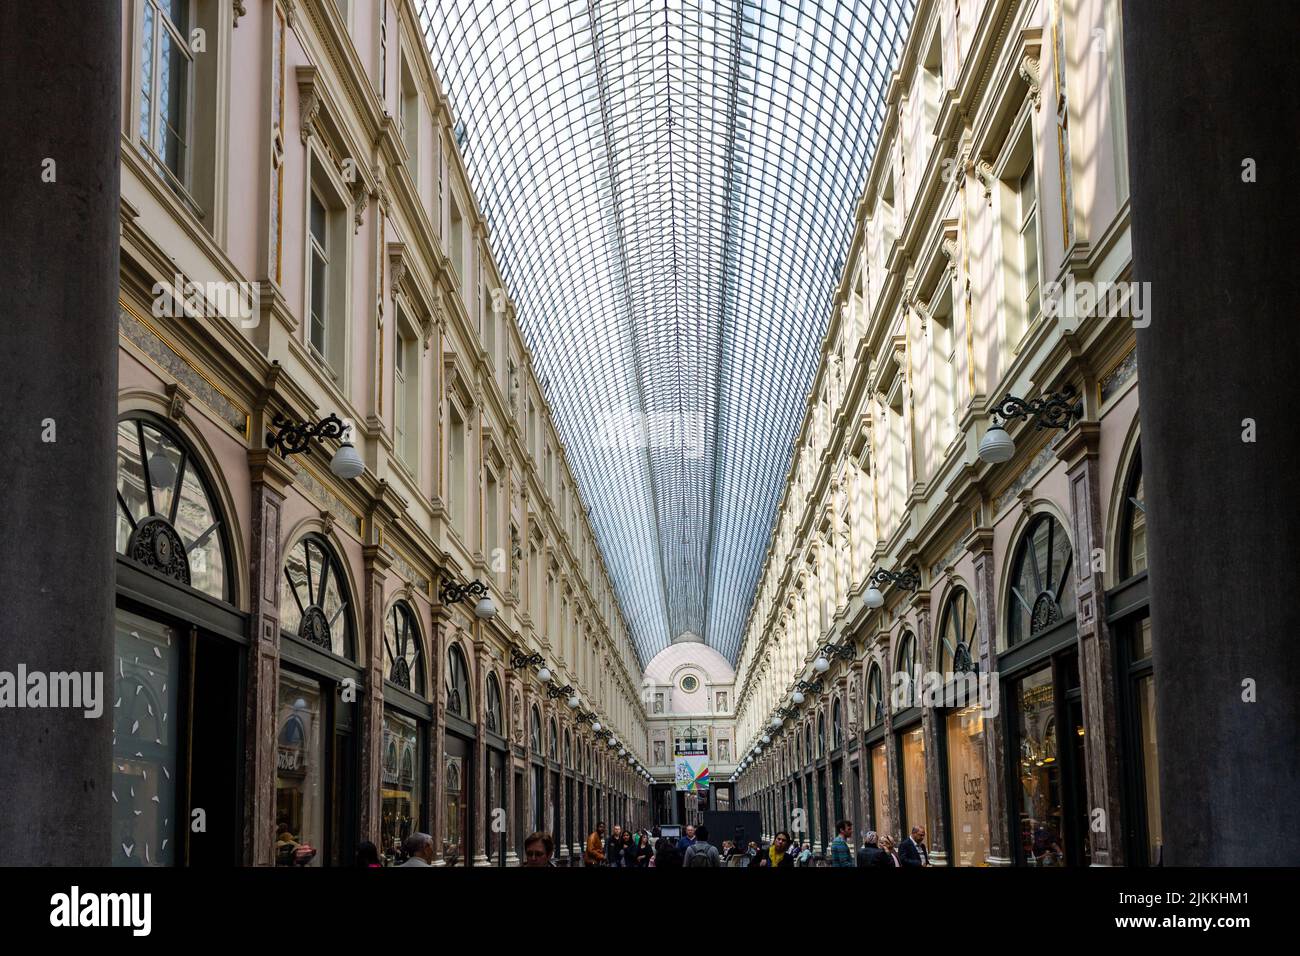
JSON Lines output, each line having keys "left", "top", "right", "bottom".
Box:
{"left": 915, "top": 594, "right": 949, "bottom": 864}
{"left": 471, "top": 641, "right": 490, "bottom": 865}
{"left": 1123, "top": 0, "right": 1300, "bottom": 865}
{"left": 359, "top": 543, "right": 391, "bottom": 851}
{"left": 0, "top": 0, "right": 120, "bottom": 866}
{"left": 243, "top": 451, "right": 295, "bottom": 865}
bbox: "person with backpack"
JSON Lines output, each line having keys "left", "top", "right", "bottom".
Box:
{"left": 683, "top": 825, "right": 721, "bottom": 867}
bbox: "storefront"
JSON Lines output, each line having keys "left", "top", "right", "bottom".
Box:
{"left": 547, "top": 716, "right": 561, "bottom": 835}
{"left": 276, "top": 533, "right": 361, "bottom": 867}
{"left": 999, "top": 512, "right": 1088, "bottom": 866}
{"left": 380, "top": 600, "right": 428, "bottom": 864}
{"left": 529, "top": 705, "right": 544, "bottom": 832}
{"left": 113, "top": 414, "right": 245, "bottom": 866}
{"left": 864, "top": 661, "right": 888, "bottom": 834}
{"left": 442, "top": 642, "right": 475, "bottom": 865}
{"left": 893, "top": 631, "right": 929, "bottom": 838}
{"left": 935, "top": 586, "right": 991, "bottom": 865}
{"left": 484, "top": 672, "right": 507, "bottom": 866}
{"left": 830, "top": 698, "right": 846, "bottom": 824}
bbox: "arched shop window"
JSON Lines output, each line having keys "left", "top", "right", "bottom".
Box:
{"left": 485, "top": 674, "right": 503, "bottom": 735}
{"left": 937, "top": 587, "right": 979, "bottom": 675}
{"left": 816, "top": 712, "right": 826, "bottom": 758}
{"left": 549, "top": 718, "right": 559, "bottom": 760}
{"left": 832, "top": 698, "right": 844, "bottom": 749}
{"left": 116, "top": 416, "right": 228, "bottom": 598}
{"left": 381, "top": 600, "right": 427, "bottom": 864}
{"left": 530, "top": 706, "right": 542, "bottom": 754}
{"left": 446, "top": 644, "right": 472, "bottom": 721}
{"left": 804, "top": 725, "right": 812, "bottom": 764}
{"left": 866, "top": 663, "right": 884, "bottom": 728}
{"left": 1120, "top": 449, "right": 1147, "bottom": 579}
{"left": 383, "top": 601, "right": 424, "bottom": 693}
{"left": 276, "top": 533, "right": 359, "bottom": 866}
{"left": 112, "top": 415, "right": 239, "bottom": 867}
{"left": 280, "top": 536, "right": 354, "bottom": 659}
{"left": 1007, "top": 513, "right": 1075, "bottom": 648}
{"left": 564, "top": 730, "right": 572, "bottom": 766}
{"left": 894, "top": 632, "right": 920, "bottom": 709}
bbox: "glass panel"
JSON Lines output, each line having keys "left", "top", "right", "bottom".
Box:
{"left": 1015, "top": 667, "right": 1065, "bottom": 865}
{"left": 112, "top": 609, "right": 181, "bottom": 866}
{"left": 1137, "top": 670, "right": 1162, "bottom": 865}
{"left": 280, "top": 540, "right": 307, "bottom": 638}
{"left": 319, "top": 554, "right": 349, "bottom": 658}
{"left": 443, "top": 747, "right": 466, "bottom": 864}
{"left": 1126, "top": 459, "right": 1147, "bottom": 576}
{"left": 1130, "top": 614, "right": 1153, "bottom": 663}
{"left": 275, "top": 672, "right": 324, "bottom": 866}
{"left": 871, "top": 743, "right": 888, "bottom": 834}
{"left": 174, "top": 448, "right": 224, "bottom": 600}
{"left": 139, "top": 3, "right": 154, "bottom": 150}
{"left": 899, "top": 726, "right": 927, "bottom": 837}
{"left": 383, "top": 603, "right": 423, "bottom": 693}
{"left": 381, "top": 709, "right": 422, "bottom": 864}
{"left": 116, "top": 420, "right": 148, "bottom": 552}
{"left": 945, "top": 707, "right": 989, "bottom": 866}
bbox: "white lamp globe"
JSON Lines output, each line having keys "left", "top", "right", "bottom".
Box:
{"left": 814, "top": 656, "right": 831, "bottom": 673}
{"left": 864, "top": 586, "right": 884, "bottom": 609}
{"left": 978, "top": 422, "right": 1016, "bottom": 463}
{"left": 330, "top": 441, "right": 365, "bottom": 480}
{"left": 473, "top": 595, "right": 498, "bottom": 620}
{"left": 761, "top": 735, "right": 771, "bottom": 744}
{"left": 791, "top": 690, "right": 805, "bottom": 705}
{"left": 591, "top": 721, "right": 601, "bottom": 732}
{"left": 769, "top": 716, "right": 782, "bottom": 729}
{"left": 568, "top": 695, "right": 580, "bottom": 709}
{"left": 537, "top": 666, "right": 552, "bottom": 683}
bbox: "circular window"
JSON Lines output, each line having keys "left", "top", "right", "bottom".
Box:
{"left": 680, "top": 675, "right": 699, "bottom": 693}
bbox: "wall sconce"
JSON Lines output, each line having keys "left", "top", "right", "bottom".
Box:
{"left": 266, "top": 412, "right": 364, "bottom": 479}
{"left": 864, "top": 566, "right": 921, "bottom": 608}
{"left": 978, "top": 386, "right": 1081, "bottom": 463}
{"left": 546, "top": 682, "right": 575, "bottom": 701}
{"left": 441, "top": 577, "right": 498, "bottom": 619}
{"left": 509, "top": 644, "right": 545, "bottom": 672}
{"left": 795, "top": 678, "right": 824, "bottom": 697}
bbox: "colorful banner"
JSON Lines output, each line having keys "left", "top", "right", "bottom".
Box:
{"left": 675, "top": 754, "right": 710, "bottom": 792}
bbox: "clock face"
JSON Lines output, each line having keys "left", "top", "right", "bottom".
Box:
{"left": 680, "top": 675, "right": 698, "bottom": 693}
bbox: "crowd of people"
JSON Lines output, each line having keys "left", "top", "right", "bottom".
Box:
{"left": 350, "top": 819, "right": 932, "bottom": 867}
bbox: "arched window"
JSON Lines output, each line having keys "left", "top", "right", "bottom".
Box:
{"left": 115, "top": 416, "right": 229, "bottom": 600}
{"left": 549, "top": 718, "right": 559, "bottom": 760}
{"left": 485, "top": 673, "right": 503, "bottom": 734}
{"left": 868, "top": 662, "right": 886, "bottom": 728}
{"left": 894, "top": 632, "right": 920, "bottom": 709}
{"left": 1007, "top": 513, "right": 1075, "bottom": 647}
{"left": 832, "top": 698, "right": 844, "bottom": 749}
{"left": 816, "top": 712, "right": 826, "bottom": 758}
{"left": 446, "top": 644, "right": 472, "bottom": 720}
{"left": 1120, "top": 447, "right": 1146, "bottom": 579}
{"left": 564, "top": 730, "right": 572, "bottom": 765}
{"left": 804, "top": 725, "right": 812, "bottom": 763}
{"left": 383, "top": 601, "right": 424, "bottom": 693}
{"left": 530, "top": 706, "right": 542, "bottom": 754}
{"left": 280, "top": 535, "right": 354, "bottom": 658}
{"left": 937, "top": 587, "right": 979, "bottom": 675}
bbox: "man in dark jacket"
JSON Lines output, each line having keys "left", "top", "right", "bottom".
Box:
{"left": 898, "top": 826, "right": 930, "bottom": 866}
{"left": 605, "top": 824, "right": 624, "bottom": 867}
{"left": 857, "top": 830, "right": 886, "bottom": 867}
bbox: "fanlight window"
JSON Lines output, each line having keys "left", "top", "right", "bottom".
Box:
{"left": 115, "top": 417, "right": 228, "bottom": 600}
{"left": 1121, "top": 447, "right": 1147, "bottom": 578}
{"left": 530, "top": 706, "right": 542, "bottom": 754}
{"left": 894, "top": 632, "right": 920, "bottom": 709}
{"left": 383, "top": 601, "right": 424, "bottom": 693}
{"left": 1007, "top": 513, "right": 1076, "bottom": 647}
{"left": 832, "top": 698, "right": 844, "bottom": 749}
{"left": 866, "top": 663, "right": 884, "bottom": 728}
{"left": 485, "top": 674, "right": 503, "bottom": 735}
{"left": 280, "top": 535, "right": 353, "bottom": 658}
{"left": 446, "top": 644, "right": 472, "bottom": 720}
{"left": 937, "top": 587, "right": 979, "bottom": 676}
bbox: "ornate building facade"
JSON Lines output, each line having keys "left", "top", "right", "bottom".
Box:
{"left": 113, "top": 0, "right": 650, "bottom": 865}
{"left": 732, "top": 0, "right": 1155, "bottom": 866}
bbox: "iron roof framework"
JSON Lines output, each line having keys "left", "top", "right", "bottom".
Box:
{"left": 419, "top": 0, "right": 914, "bottom": 664}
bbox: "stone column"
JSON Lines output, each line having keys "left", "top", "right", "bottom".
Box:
{"left": 1058, "top": 421, "right": 1125, "bottom": 865}
{"left": 428, "top": 610, "right": 451, "bottom": 864}
{"left": 0, "top": 0, "right": 119, "bottom": 866}
{"left": 358, "top": 540, "right": 391, "bottom": 850}
{"left": 243, "top": 450, "right": 296, "bottom": 865}
{"left": 1122, "top": 0, "right": 1300, "bottom": 866}
{"left": 966, "top": 526, "right": 1010, "bottom": 864}
{"left": 504, "top": 673, "right": 522, "bottom": 865}
{"left": 915, "top": 592, "right": 948, "bottom": 864}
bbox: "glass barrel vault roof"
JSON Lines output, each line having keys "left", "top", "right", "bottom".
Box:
{"left": 419, "top": 0, "right": 914, "bottom": 665}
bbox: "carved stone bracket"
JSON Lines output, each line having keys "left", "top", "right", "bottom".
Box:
{"left": 164, "top": 381, "right": 192, "bottom": 421}
{"left": 233, "top": 0, "right": 247, "bottom": 27}
{"left": 971, "top": 159, "right": 996, "bottom": 206}
{"left": 1019, "top": 54, "right": 1042, "bottom": 111}
{"left": 351, "top": 178, "right": 368, "bottom": 234}
{"left": 296, "top": 66, "right": 321, "bottom": 145}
